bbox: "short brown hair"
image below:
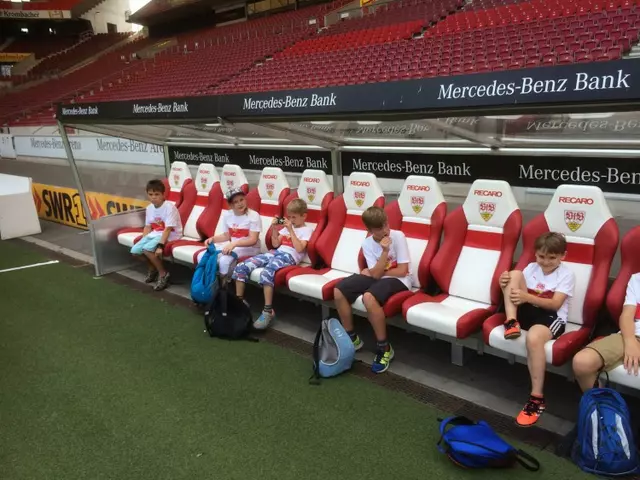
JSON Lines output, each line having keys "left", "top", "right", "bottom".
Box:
{"left": 146, "top": 179, "right": 165, "bottom": 193}
{"left": 534, "top": 232, "right": 567, "bottom": 255}
{"left": 287, "top": 198, "right": 308, "bottom": 215}
{"left": 362, "top": 206, "right": 387, "bottom": 230}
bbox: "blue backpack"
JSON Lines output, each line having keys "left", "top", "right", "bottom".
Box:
{"left": 309, "top": 318, "right": 356, "bottom": 384}
{"left": 572, "top": 387, "right": 640, "bottom": 476}
{"left": 191, "top": 245, "right": 221, "bottom": 305}
{"left": 437, "top": 416, "right": 540, "bottom": 471}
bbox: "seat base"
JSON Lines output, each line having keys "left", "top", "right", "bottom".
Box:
{"left": 286, "top": 268, "right": 351, "bottom": 301}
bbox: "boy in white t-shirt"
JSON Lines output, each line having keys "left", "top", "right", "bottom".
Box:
{"left": 233, "top": 198, "right": 313, "bottom": 329}
{"left": 573, "top": 274, "right": 640, "bottom": 392}
{"left": 204, "top": 188, "right": 261, "bottom": 276}
{"left": 334, "top": 206, "right": 412, "bottom": 374}
{"left": 131, "top": 179, "right": 182, "bottom": 291}
{"left": 499, "top": 232, "right": 575, "bottom": 427}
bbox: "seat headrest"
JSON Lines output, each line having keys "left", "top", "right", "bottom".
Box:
{"left": 344, "top": 172, "right": 384, "bottom": 212}
{"left": 169, "top": 161, "right": 191, "bottom": 191}
{"left": 221, "top": 164, "right": 248, "bottom": 195}
{"left": 298, "top": 169, "right": 333, "bottom": 208}
{"left": 462, "top": 179, "right": 519, "bottom": 228}
{"left": 258, "top": 167, "right": 290, "bottom": 203}
{"left": 195, "top": 163, "right": 220, "bottom": 195}
{"left": 544, "top": 185, "right": 613, "bottom": 239}
{"left": 398, "top": 175, "right": 445, "bottom": 221}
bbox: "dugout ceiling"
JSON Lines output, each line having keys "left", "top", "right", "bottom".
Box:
{"left": 56, "top": 57, "right": 640, "bottom": 195}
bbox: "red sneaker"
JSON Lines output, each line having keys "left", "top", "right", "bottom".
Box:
{"left": 503, "top": 319, "right": 521, "bottom": 339}
{"left": 516, "top": 396, "right": 545, "bottom": 427}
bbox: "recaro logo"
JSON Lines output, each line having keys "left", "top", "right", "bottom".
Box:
{"left": 304, "top": 177, "right": 320, "bottom": 183}
{"left": 559, "top": 196, "right": 594, "bottom": 205}
{"left": 407, "top": 185, "right": 430, "bottom": 192}
{"left": 351, "top": 181, "right": 370, "bottom": 187}
{"left": 474, "top": 190, "right": 503, "bottom": 197}
{"left": 173, "top": 167, "right": 183, "bottom": 171}
{"left": 224, "top": 171, "right": 236, "bottom": 176}
{"left": 199, "top": 169, "right": 210, "bottom": 175}
{"left": 263, "top": 174, "right": 278, "bottom": 179}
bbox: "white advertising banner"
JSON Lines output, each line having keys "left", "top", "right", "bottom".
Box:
{"left": 14, "top": 136, "right": 164, "bottom": 165}
{"left": 0, "top": 134, "right": 16, "bottom": 159}
{"left": 0, "top": 9, "right": 71, "bottom": 20}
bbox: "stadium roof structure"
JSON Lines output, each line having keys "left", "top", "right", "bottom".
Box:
{"left": 56, "top": 58, "right": 640, "bottom": 201}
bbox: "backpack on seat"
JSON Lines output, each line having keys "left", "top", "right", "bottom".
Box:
{"left": 572, "top": 387, "right": 640, "bottom": 476}
{"left": 203, "top": 252, "right": 256, "bottom": 341}
{"left": 437, "top": 416, "right": 540, "bottom": 471}
{"left": 309, "top": 318, "right": 355, "bottom": 384}
{"left": 191, "top": 245, "right": 220, "bottom": 305}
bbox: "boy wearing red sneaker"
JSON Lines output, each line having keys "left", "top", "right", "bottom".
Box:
{"left": 499, "top": 232, "right": 575, "bottom": 427}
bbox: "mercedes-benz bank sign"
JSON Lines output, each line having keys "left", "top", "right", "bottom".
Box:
{"left": 57, "top": 59, "right": 640, "bottom": 121}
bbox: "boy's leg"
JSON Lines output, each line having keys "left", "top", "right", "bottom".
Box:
{"left": 526, "top": 324, "right": 554, "bottom": 396}
{"left": 363, "top": 278, "right": 408, "bottom": 374}
{"left": 131, "top": 238, "right": 159, "bottom": 283}
{"left": 573, "top": 334, "right": 625, "bottom": 391}
{"left": 254, "top": 253, "right": 295, "bottom": 328}
{"left": 503, "top": 270, "right": 527, "bottom": 339}
{"left": 334, "top": 274, "right": 376, "bottom": 349}
{"left": 231, "top": 253, "right": 273, "bottom": 300}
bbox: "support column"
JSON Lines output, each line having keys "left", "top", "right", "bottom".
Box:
{"left": 331, "top": 148, "right": 343, "bottom": 196}
{"left": 163, "top": 144, "right": 171, "bottom": 176}
{"left": 57, "top": 121, "right": 100, "bottom": 276}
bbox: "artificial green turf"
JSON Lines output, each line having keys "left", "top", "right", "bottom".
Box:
{"left": 0, "top": 241, "right": 590, "bottom": 480}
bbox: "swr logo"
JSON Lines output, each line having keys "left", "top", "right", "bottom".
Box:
{"left": 351, "top": 181, "right": 370, "bottom": 187}
{"left": 263, "top": 174, "right": 278, "bottom": 179}
{"left": 224, "top": 171, "right": 236, "bottom": 176}
{"left": 304, "top": 177, "right": 320, "bottom": 183}
{"left": 474, "top": 190, "right": 503, "bottom": 197}
{"left": 559, "top": 196, "right": 594, "bottom": 205}
{"left": 407, "top": 185, "right": 430, "bottom": 192}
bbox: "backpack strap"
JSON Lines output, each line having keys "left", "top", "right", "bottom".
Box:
{"left": 514, "top": 449, "right": 541, "bottom": 472}
{"left": 308, "top": 325, "right": 323, "bottom": 386}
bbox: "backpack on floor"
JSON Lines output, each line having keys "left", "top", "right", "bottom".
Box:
{"left": 203, "top": 252, "right": 256, "bottom": 341}
{"left": 191, "top": 245, "right": 220, "bottom": 305}
{"left": 309, "top": 318, "right": 355, "bottom": 384}
{"left": 572, "top": 386, "right": 640, "bottom": 477}
{"left": 437, "top": 416, "right": 540, "bottom": 471}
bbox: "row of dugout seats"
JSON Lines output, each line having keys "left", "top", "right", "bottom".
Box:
{"left": 115, "top": 162, "right": 640, "bottom": 390}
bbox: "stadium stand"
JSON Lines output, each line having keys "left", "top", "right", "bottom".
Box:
{"left": 1, "top": 35, "right": 80, "bottom": 59}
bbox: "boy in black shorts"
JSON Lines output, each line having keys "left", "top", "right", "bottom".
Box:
{"left": 333, "top": 206, "right": 412, "bottom": 374}
{"left": 500, "top": 232, "right": 575, "bottom": 427}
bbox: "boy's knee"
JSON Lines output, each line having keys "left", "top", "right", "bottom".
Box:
{"left": 573, "top": 349, "right": 602, "bottom": 375}
{"left": 334, "top": 287, "right": 344, "bottom": 300}
{"left": 259, "top": 270, "right": 275, "bottom": 287}
{"left": 526, "top": 326, "right": 550, "bottom": 348}
{"left": 509, "top": 270, "right": 524, "bottom": 282}
{"left": 362, "top": 292, "right": 379, "bottom": 309}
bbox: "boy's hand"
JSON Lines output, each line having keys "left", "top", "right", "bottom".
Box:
{"left": 380, "top": 236, "right": 392, "bottom": 251}
{"left": 624, "top": 340, "right": 640, "bottom": 375}
{"left": 284, "top": 218, "right": 293, "bottom": 231}
{"left": 509, "top": 288, "right": 528, "bottom": 306}
{"left": 499, "top": 271, "right": 511, "bottom": 289}
{"left": 222, "top": 242, "right": 235, "bottom": 255}
{"left": 361, "top": 268, "right": 371, "bottom": 277}
{"left": 271, "top": 218, "right": 279, "bottom": 226}
{"left": 204, "top": 237, "right": 213, "bottom": 246}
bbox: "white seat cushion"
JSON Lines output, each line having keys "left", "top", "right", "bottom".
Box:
{"left": 487, "top": 322, "right": 581, "bottom": 363}
{"left": 172, "top": 245, "right": 204, "bottom": 265}
{"left": 288, "top": 269, "right": 350, "bottom": 299}
{"left": 604, "top": 365, "right": 640, "bottom": 389}
{"left": 405, "top": 296, "right": 491, "bottom": 337}
{"left": 118, "top": 232, "right": 141, "bottom": 247}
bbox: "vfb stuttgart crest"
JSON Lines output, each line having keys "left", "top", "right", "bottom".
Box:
{"left": 173, "top": 174, "right": 180, "bottom": 186}
{"left": 200, "top": 176, "right": 208, "bottom": 191}
{"left": 411, "top": 196, "right": 424, "bottom": 214}
{"left": 354, "top": 190, "right": 366, "bottom": 207}
{"left": 479, "top": 202, "right": 496, "bottom": 222}
{"left": 226, "top": 179, "right": 234, "bottom": 188}
{"left": 307, "top": 187, "right": 316, "bottom": 203}
{"left": 266, "top": 183, "right": 275, "bottom": 198}
{"left": 565, "top": 210, "right": 585, "bottom": 232}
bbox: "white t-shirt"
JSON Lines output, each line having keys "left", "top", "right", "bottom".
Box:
{"left": 523, "top": 262, "right": 575, "bottom": 323}
{"left": 145, "top": 201, "right": 182, "bottom": 242}
{"left": 223, "top": 209, "right": 261, "bottom": 247}
{"left": 362, "top": 229, "right": 412, "bottom": 289}
{"left": 622, "top": 273, "right": 640, "bottom": 336}
{"left": 277, "top": 225, "right": 313, "bottom": 264}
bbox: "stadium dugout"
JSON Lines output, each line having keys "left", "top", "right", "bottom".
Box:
{"left": 53, "top": 57, "right": 640, "bottom": 391}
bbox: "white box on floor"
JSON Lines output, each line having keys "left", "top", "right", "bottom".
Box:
{"left": 0, "top": 173, "right": 42, "bottom": 240}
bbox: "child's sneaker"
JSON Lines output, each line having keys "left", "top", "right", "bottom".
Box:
{"left": 503, "top": 319, "right": 521, "bottom": 339}
{"left": 144, "top": 270, "right": 158, "bottom": 284}
{"left": 516, "top": 396, "right": 546, "bottom": 427}
{"left": 372, "top": 345, "right": 395, "bottom": 374}
{"left": 253, "top": 309, "right": 274, "bottom": 330}
{"left": 352, "top": 335, "right": 364, "bottom": 352}
{"left": 153, "top": 272, "right": 170, "bottom": 291}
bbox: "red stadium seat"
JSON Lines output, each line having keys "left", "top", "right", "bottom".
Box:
{"left": 483, "top": 185, "right": 619, "bottom": 366}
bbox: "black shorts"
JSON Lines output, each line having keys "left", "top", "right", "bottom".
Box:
{"left": 336, "top": 274, "right": 408, "bottom": 306}
{"left": 517, "top": 303, "right": 566, "bottom": 339}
